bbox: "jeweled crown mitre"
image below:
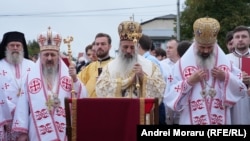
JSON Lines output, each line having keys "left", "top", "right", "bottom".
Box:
{"left": 193, "top": 17, "right": 220, "bottom": 45}
{"left": 37, "top": 27, "right": 62, "bottom": 51}
{"left": 118, "top": 21, "right": 142, "bottom": 42}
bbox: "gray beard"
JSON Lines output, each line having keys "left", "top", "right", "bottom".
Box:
{"left": 113, "top": 51, "right": 137, "bottom": 77}
{"left": 196, "top": 52, "right": 215, "bottom": 70}
{"left": 5, "top": 50, "right": 24, "bottom": 64}
{"left": 42, "top": 65, "right": 58, "bottom": 82}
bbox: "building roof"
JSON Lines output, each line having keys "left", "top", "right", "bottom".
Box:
{"left": 141, "top": 14, "right": 176, "bottom": 25}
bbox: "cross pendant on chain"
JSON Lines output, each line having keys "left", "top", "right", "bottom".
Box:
{"left": 17, "top": 88, "right": 21, "bottom": 97}
{"left": 46, "top": 95, "right": 54, "bottom": 112}
{"left": 208, "top": 88, "right": 216, "bottom": 98}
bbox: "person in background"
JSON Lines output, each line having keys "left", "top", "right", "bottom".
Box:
{"left": 137, "top": 34, "right": 166, "bottom": 125}
{"left": 96, "top": 20, "right": 165, "bottom": 100}
{"left": 163, "top": 39, "right": 179, "bottom": 62}
{"left": 155, "top": 47, "right": 167, "bottom": 61}
{"left": 164, "top": 40, "right": 192, "bottom": 125}
{"left": 31, "top": 54, "right": 39, "bottom": 62}
{"left": 0, "top": 31, "right": 35, "bottom": 141}
{"left": 177, "top": 40, "right": 192, "bottom": 57}
{"left": 159, "top": 39, "right": 179, "bottom": 125}
{"left": 226, "top": 25, "right": 250, "bottom": 124}
{"left": 150, "top": 42, "right": 156, "bottom": 56}
{"left": 12, "top": 27, "right": 87, "bottom": 140}
{"left": 138, "top": 34, "right": 162, "bottom": 72}
{"left": 78, "top": 33, "right": 113, "bottom": 97}
{"left": 165, "top": 17, "right": 247, "bottom": 125}
{"left": 225, "top": 30, "right": 234, "bottom": 53}
{"left": 84, "top": 43, "right": 98, "bottom": 67}
{"left": 160, "top": 39, "right": 179, "bottom": 81}
{"left": 76, "top": 56, "right": 86, "bottom": 74}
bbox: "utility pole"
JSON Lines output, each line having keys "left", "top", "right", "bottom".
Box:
{"left": 177, "top": 0, "right": 180, "bottom": 41}
{"left": 130, "top": 14, "right": 134, "bottom": 21}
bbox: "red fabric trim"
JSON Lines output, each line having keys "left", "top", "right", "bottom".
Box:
{"left": 75, "top": 98, "right": 140, "bottom": 141}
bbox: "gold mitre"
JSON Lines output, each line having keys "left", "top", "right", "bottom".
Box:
{"left": 118, "top": 21, "right": 142, "bottom": 41}
{"left": 37, "top": 27, "right": 62, "bottom": 51}
{"left": 193, "top": 17, "right": 220, "bottom": 45}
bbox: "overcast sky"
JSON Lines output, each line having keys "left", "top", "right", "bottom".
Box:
{"left": 0, "top": 0, "right": 186, "bottom": 58}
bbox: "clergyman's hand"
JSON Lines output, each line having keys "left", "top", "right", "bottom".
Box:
{"left": 211, "top": 67, "right": 225, "bottom": 81}
{"left": 17, "top": 133, "right": 29, "bottom": 141}
{"left": 187, "top": 69, "right": 206, "bottom": 85}
{"left": 133, "top": 63, "right": 144, "bottom": 80}
{"left": 242, "top": 71, "right": 250, "bottom": 85}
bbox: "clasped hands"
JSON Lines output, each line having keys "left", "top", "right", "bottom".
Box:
{"left": 187, "top": 67, "right": 225, "bottom": 85}
{"left": 132, "top": 63, "right": 144, "bottom": 82}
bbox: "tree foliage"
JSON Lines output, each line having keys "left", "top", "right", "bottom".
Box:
{"left": 27, "top": 40, "right": 77, "bottom": 61}
{"left": 27, "top": 40, "right": 40, "bottom": 57}
{"left": 180, "top": 0, "right": 250, "bottom": 53}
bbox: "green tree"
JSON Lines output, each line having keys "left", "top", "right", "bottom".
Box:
{"left": 180, "top": 0, "right": 250, "bottom": 53}
{"left": 27, "top": 39, "right": 40, "bottom": 58}
{"left": 26, "top": 40, "right": 77, "bottom": 61}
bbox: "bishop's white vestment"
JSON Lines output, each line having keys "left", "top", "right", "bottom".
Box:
{"left": 165, "top": 43, "right": 247, "bottom": 125}
{"left": 12, "top": 58, "right": 88, "bottom": 141}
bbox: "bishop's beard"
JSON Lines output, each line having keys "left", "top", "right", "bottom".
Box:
{"left": 195, "top": 49, "right": 216, "bottom": 70}
{"left": 113, "top": 50, "right": 137, "bottom": 77}
{"left": 42, "top": 64, "right": 58, "bottom": 82}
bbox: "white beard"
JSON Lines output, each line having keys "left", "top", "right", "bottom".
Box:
{"left": 5, "top": 50, "right": 24, "bottom": 65}
{"left": 112, "top": 51, "right": 137, "bottom": 77}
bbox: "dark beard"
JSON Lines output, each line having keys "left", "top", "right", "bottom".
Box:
{"left": 96, "top": 49, "right": 108, "bottom": 58}
{"left": 237, "top": 46, "right": 248, "bottom": 51}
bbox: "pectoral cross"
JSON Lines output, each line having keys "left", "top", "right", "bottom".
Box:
{"left": 209, "top": 88, "right": 216, "bottom": 98}
{"left": 200, "top": 89, "right": 206, "bottom": 98}
{"left": 46, "top": 95, "right": 54, "bottom": 112}
{"left": 52, "top": 94, "right": 61, "bottom": 108}
{"left": 17, "top": 88, "right": 21, "bottom": 97}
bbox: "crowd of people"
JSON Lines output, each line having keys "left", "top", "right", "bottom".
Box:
{"left": 0, "top": 16, "right": 250, "bottom": 140}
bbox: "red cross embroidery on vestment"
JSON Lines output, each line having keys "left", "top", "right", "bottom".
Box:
{"left": 190, "top": 99, "right": 204, "bottom": 111}
{"left": 39, "top": 123, "right": 53, "bottom": 135}
{"left": 29, "top": 78, "right": 42, "bottom": 94}
{"left": 35, "top": 109, "right": 49, "bottom": 120}
{"left": 61, "top": 76, "right": 72, "bottom": 92}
